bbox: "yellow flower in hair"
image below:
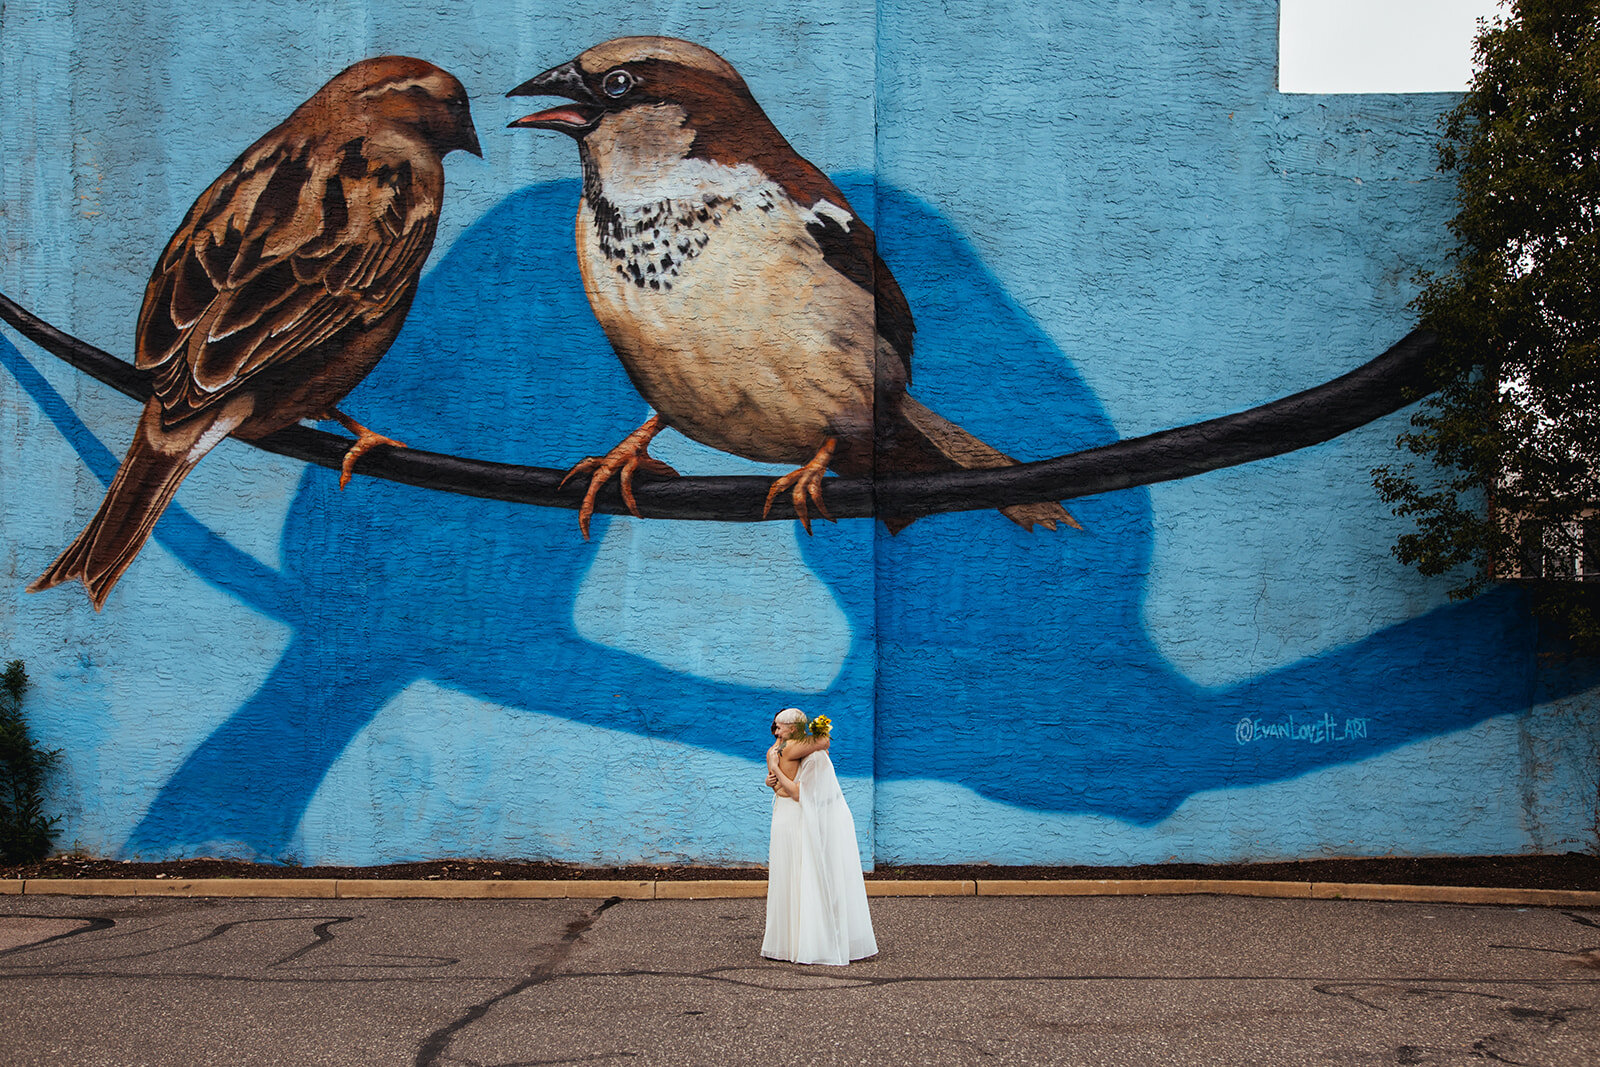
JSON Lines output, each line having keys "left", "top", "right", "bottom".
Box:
{"left": 809, "top": 715, "right": 832, "bottom": 737}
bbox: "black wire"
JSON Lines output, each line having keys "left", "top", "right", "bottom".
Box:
{"left": 0, "top": 288, "right": 1434, "bottom": 523}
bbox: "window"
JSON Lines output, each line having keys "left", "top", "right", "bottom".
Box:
{"left": 1515, "top": 516, "right": 1600, "bottom": 581}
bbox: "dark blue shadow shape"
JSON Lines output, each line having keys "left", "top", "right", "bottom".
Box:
{"left": 2, "top": 176, "right": 1586, "bottom": 860}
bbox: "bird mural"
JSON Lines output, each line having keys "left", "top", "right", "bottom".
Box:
{"left": 28, "top": 56, "right": 481, "bottom": 609}
{"left": 508, "top": 36, "right": 1077, "bottom": 538}
{"left": 0, "top": 178, "right": 1572, "bottom": 858}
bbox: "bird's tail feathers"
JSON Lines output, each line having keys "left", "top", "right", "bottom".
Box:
{"left": 895, "top": 396, "right": 1080, "bottom": 533}
{"left": 29, "top": 405, "right": 233, "bottom": 610}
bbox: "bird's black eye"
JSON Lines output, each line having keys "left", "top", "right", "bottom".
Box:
{"left": 602, "top": 69, "right": 633, "bottom": 98}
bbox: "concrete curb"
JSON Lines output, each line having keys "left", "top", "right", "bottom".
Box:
{"left": 1306, "top": 882, "right": 1600, "bottom": 907}
{"left": 331, "top": 879, "right": 655, "bottom": 899}
{"left": 976, "top": 879, "right": 1312, "bottom": 898}
{"left": 19, "top": 878, "right": 338, "bottom": 898}
{"left": 654, "top": 880, "right": 767, "bottom": 899}
{"left": 867, "top": 880, "right": 974, "bottom": 897}
{"left": 8, "top": 878, "right": 1600, "bottom": 907}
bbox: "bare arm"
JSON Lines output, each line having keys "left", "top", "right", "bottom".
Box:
{"left": 771, "top": 760, "right": 799, "bottom": 800}
{"left": 783, "top": 736, "right": 830, "bottom": 760}
{"left": 775, "top": 737, "right": 831, "bottom": 798}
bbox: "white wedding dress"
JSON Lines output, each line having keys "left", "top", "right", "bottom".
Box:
{"left": 762, "top": 751, "right": 877, "bottom": 965}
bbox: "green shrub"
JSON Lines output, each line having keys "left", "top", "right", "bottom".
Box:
{"left": 0, "top": 660, "right": 61, "bottom": 864}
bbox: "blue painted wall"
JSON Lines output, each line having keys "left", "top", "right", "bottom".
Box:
{"left": 2, "top": 0, "right": 1596, "bottom": 867}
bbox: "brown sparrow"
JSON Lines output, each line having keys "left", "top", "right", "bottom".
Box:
{"left": 508, "top": 36, "right": 1074, "bottom": 537}
{"left": 30, "top": 56, "right": 480, "bottom": 608}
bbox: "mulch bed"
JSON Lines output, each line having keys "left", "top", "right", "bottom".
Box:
{"left": 4, "top": 853, "right": 1599, "bottom": 891}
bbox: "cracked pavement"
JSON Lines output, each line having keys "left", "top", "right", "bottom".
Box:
{"left": 2, "top": 894, "right": 1599, "bottom": 1065}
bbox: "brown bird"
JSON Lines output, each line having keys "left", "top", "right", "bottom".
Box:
{"left": 508, "top": 36, "right": 1075, "bottom": 538}
{"left": 29, "top": 56, "right": 481, "bottom": 609}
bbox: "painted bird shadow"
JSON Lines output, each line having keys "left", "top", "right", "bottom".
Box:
{"left": 856, "top": 182, "right": 1580, "bottom": 825}
{"left": 5, "top": 177, "right": 1587, "bottom": 860}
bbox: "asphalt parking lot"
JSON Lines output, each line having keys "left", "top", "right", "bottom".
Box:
{"left": 3, "top": 893, "right": 1600, "bottom": 1065}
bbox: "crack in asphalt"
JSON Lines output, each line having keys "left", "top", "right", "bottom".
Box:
{"left": 0, "top": 915, "right": 114, "bottom": 958}
{"left": 0, "top": 911, "right": 476, "bottom": 978}
{"left": 414, "top": 897, "right": 623, "bottom": 1067}
{"left": 0, "top": 970, "right": 491, "bottom": 984}
{"left": 1468, "top": 1036, "right": 1542, "bottom": 1066}
{"left": 7, "top": 903, "right": 1599, "bottom": 1065}
{"left": 270, "top": 917, "right": 355, "bottom": 968}
{"left": 1313, "top": 982, "right": 1513, "bottom": 1012}
{"left": 541, "top": 966, "right": 1600, "bottom": 993}
{"left": 0, "top": 913, "right": 364, "bottom": 965}
{"left": 446, "top": 1055, "right": 640, "bottom": 1066}
{"left": 1486, "top": 913, "right": 1600, "bottom": 971}
{"left": 1318, "top": 986, "right": 1594, "bottom": 1065}
{"left": 4, "top": 962, "right": 1597, "bottom": 990}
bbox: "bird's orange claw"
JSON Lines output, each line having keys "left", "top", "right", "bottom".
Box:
{"left": 764, "top": 438, "right": 837, "bottom": 535}
{"left": 329, "top": 410, "right": 407, "bottom": 490}
{"left": 560, "top": 415, "right": 678, "bottom": 539}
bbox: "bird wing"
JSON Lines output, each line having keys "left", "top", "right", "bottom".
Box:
{"left": 135, "top": 132, "right": 439, "bottom": 425}
{"left": 755, "top": 149, "right": 917, "bottom": 381}
{"left": 802, "top": 206, "right": 916, "bottom": 381}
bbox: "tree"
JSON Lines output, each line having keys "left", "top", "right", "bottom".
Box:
{"left": 0, "top": 660, "right": 61, "bottom": 864}
{"left": 1375, "top": 0, "right": 1600, "bottom": 651}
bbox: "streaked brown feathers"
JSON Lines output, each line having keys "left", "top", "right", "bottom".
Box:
{"left": 31, "top": 55, "right": 477, "bottom": 608}
{"left": 137, "top": 133, "right": 439, "bottom": 428}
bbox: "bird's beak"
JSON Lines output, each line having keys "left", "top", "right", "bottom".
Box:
{"left": 459, "top": 120, "right": 484, "bottom": 158}
{"left": 506, "top": 60, "right": 604, "bottom": 136}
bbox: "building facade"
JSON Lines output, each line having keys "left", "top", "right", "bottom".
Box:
{"left": 2, "top": 0, "right": 1595, "bottom": 867}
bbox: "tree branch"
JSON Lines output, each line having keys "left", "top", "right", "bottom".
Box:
{"left": 0, "top": 288, "right": 1435, "bottom": 523}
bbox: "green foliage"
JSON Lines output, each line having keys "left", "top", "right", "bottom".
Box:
{"left": 0, "top": 660, "right": 62, "bottom": 864}
{"left": 1375, "top": 0, "right": 1600, "bottom": 651}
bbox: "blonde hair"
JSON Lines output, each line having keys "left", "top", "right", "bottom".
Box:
{"left": 773, "top": 707, "right": 807, "bottom": 743}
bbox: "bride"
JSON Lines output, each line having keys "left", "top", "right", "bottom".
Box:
{"left": 762, "top": 707, "right": 877, "bottom": 965}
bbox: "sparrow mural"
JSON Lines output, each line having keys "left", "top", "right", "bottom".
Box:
{"left": 0, "top": 179, "right": 1573, "bottom": 861}
{"left": 508, "top": 37, "right": 1077, "bottom": 538}
{"left": 4, "top": 0, "right": 1595, "bottom": 869}
{"left": 27, "top": 56, "right": 481, "bottom": 609}
{"left": 0, "top": 40, "right": 1451, "bottom": 562}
